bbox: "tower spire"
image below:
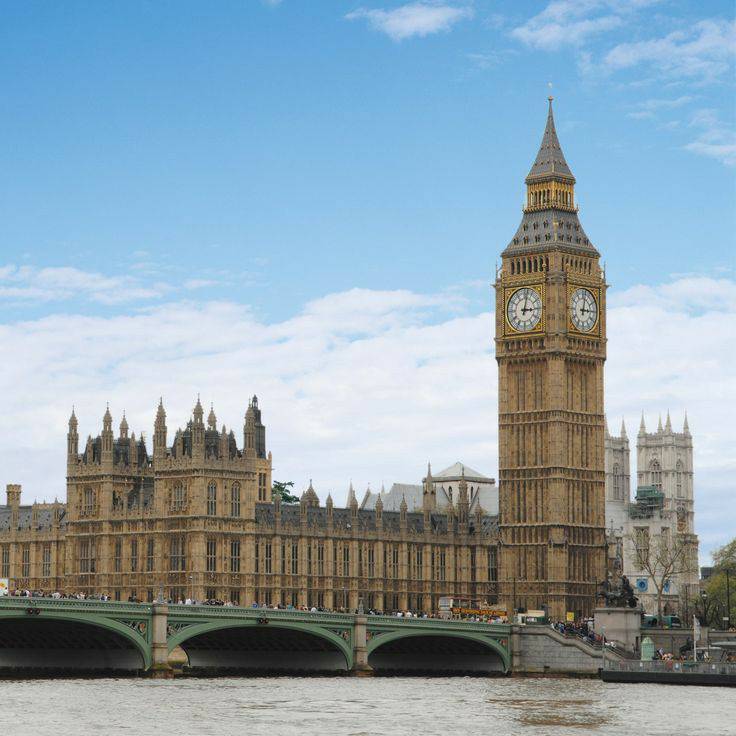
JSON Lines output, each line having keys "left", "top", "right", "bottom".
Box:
{"left": 665, "top": 410, "right": 672, "bottom": 433}
{"left": 683, "top": 410, "right": 690, "bottom": 435}
{"left": 526, "top": 96, "right": 574, "bottom": 183}
{"left": 620, "top": 417, "right": 627, "bottom": 439}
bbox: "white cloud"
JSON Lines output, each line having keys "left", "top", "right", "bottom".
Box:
{"left": 684, "top": 108, "right": 736, "bottom": 167}
{"left": 626, "top": 95, "right": 694, "bottom": 120}
{"left": 346, "top": 2, "right": 472, "bottom": 41}
{"left": 0, "top": 276, "right": 733, "bottom": 561}
{"left": 0, "top": 265, "right": 169, "bottom": 305}
{"left": 509, "top": 0, "right": 659, "bottom": 51}
{"left": 603, "top": 19, "right": 736, "bottom": 84}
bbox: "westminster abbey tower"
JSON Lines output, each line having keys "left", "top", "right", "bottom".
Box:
{"left": 495, "top": 99, "right": 607, "bottom": 619}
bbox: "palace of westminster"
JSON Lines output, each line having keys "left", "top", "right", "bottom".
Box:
{"left": 0, "top": 101, "right": 699, "bottom": 620}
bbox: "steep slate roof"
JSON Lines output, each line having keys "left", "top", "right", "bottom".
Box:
{"left": 503, "top": 207, "right": 598, "bottom": 257}
{"left": 526, "top": 97, "right": 574, "bottom": 182}
{"left": 0, "top": 505, "right": 67, "bottom": 532}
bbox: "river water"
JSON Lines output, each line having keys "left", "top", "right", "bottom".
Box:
{"left": 3, "top": 676, "right": 733, "bottom": 736}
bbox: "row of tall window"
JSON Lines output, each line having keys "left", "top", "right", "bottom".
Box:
{"left": 113, "top": 538, "right": 155, "bottom": 573}
{"left": 177, "top": 481, "right": 242, "bottom": 515}
{"left": 0, "top": 544, "right": 52, "bottom": 579}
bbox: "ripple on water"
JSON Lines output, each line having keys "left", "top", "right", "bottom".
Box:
{"left": 2, "top": 677, "right": 734, "bottom": 736}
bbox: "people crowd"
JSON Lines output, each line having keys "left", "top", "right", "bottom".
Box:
{"left": 4, "top": 589, "right": 504, "bottom": 622}
{"left": 551, "top": 618, "right": 605, "bottom": 646}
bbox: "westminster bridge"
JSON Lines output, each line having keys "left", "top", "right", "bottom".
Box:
{"left": 0, "top": 597, "right": 612, "bottom": 676}
{"left": 0, "top": 597, "right": 515, "bottom": 676}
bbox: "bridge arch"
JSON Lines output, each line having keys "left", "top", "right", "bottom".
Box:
{"left": 169, "top": 620, "right": 353, "bottom": 673}
{"left": 367, "top": 629, "right": 509, "bottom": 675}
{"left": 0, "top": 612, "right": 151, "bottom": 672}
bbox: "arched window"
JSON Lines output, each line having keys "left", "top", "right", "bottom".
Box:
{"left": 172, "top": 483, "right": 186, "bottom": 512}
{"left": 649, "top": 460, "right": 662, "bottom": 490}
{"left": 207, "top": 482, "right": 217, "bottom": 516}
{"left": 230, "top": 483, "right": 241, "bottom": 518}
{"left": 612, "top": 463, "right": 621, "bottom": 500}
{"left": 82, "top": 488, "right": 95, "bottom": 516}
{"left": 676, "top": 461, "right": 684, "bottom": 498}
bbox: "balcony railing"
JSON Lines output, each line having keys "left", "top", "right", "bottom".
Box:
{"left": 604, "top": 659, "right": 736, "bottom": 676}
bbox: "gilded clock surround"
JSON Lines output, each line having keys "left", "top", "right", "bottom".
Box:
{"left": 495, "top": 98, "right": 607, "bottom": 621}
{"left": 503, "top": 284, "right": 545, "bottom": 336}
{"left": 568, "top": 284, "right": 601, "bottom": 336}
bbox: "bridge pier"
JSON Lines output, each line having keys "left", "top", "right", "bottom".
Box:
{"left": 351, "top": 614, "right": 373, "bottom": 676}
{"left": 149, "top": 603, "right": 174, "bottom": 678}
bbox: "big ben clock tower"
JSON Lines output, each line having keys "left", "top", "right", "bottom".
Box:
{"left": 495, "top": 98, "right": 607, "bottom": 620}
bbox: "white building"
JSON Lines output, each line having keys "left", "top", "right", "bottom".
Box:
{"left": 604, "top": 412, "right": 699, "bottom": 616}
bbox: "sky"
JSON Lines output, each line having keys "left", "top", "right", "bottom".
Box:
{"left": 0, "top": 1, "right": 733, "bottom": 562}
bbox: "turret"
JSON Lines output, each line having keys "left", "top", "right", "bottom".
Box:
{"left": 458, "top": 467, "right": 469, "bottom": 528}
{"left": 154, "top": 398, "right": 167, "bottom": 459}
{"left": 6, "top": 483, "right": 21, "bottom": 508}
{"left": 639, "top": 412, "right": 646, "bottom": 436}
{"left": 664, "top": 410, "right": 672, "bottom": 434}
{"left": 67, "top": 408, "right": 79, "bottom": 462}
{"left": 192, "top": 396, "right": 205, "bottom": 458}
{"left": 347, "top": 482, "right": 358, "bottom": 518}
{"left": 207, "top": 404, "right": 217, "bottom": 431}
{"left": 375, "top": 493, "right": 383, "bottom": 528}
{"left": 244, "top": 395, "right": 266, "bottom": 459}
{"left": 423, "top": 462, "right": 436, "bottom": 512}
{"left": 101, "top": 405, "right": 114, "bottom": 466}
{"left": 128, "top": 431, "right": 137, "bottom": 467}
{"left": 620, "top": 418, "right": 627, "bottom": 439}
{"left": 119, "top": 412, "right": 129, "bottom": 439}
{"left": 219, "top": 424, "right": 229, "bottom": 458}
{"left": 400, "top": 495, "right": 408, "bottom": 531}
{"left": 683, "top": 411, "right": 690, "bottom": 436}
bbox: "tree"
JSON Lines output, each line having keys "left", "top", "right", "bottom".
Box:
{"left": 701, "top": 538, "right": 736, "bottom": 629}
{"left": 627, "top": 526, "right": 698, "bottom": 621}
{"left": 272, "top": 480, "right": 299, "bottom": 504}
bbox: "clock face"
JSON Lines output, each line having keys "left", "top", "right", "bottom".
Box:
{"left": 570, "top": 288, "right": 598, "bottom": 332}
{"left": 507, "top": 287, "right": 542, "bottom": 332}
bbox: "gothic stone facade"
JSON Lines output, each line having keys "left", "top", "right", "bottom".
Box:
{"left": 495, "top": 98, "right": 607, "bottom": 620}
{"left": 0, "top": 399, "right": 498, "bottom": 612}
{"left": 605, "top": 414, "right": 699, "bottom": 615}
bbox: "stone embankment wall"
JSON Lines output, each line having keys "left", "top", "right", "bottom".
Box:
{"left": 512, "top": 626, "right": 604, "bottom": 675}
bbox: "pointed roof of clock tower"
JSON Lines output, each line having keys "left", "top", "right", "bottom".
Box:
{"left": 503, "top": 97, "right": 598, "bottom": 258}
{"left": 526, "top": 97, "right": 575, "bottom": 183}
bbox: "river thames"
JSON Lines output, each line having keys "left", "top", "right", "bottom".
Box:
{"left": 3, "top": 676, "right": 733, "bottom": 736}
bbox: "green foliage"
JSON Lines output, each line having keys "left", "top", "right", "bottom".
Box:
{"left": 272, "top": 480, "right": 300, "bottom": 504}
{"left": 692, "top": 537, "right": 736, "bottom": 629}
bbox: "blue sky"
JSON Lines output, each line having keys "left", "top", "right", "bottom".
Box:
{"left": 0, "top": 1, "right": 734, "bottom": 560}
